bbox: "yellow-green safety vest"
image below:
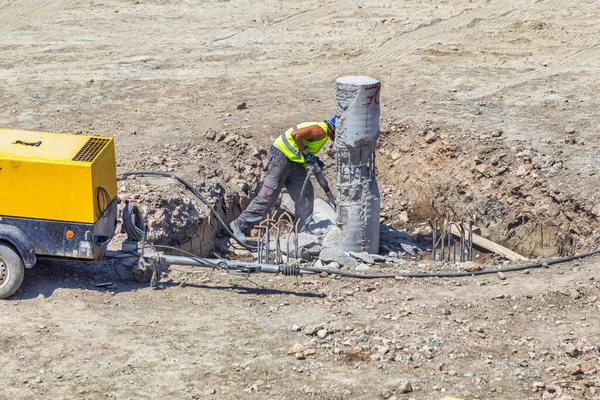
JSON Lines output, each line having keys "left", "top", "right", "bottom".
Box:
{"left": 274, "top": 122, "right": 330, "bottom": 163}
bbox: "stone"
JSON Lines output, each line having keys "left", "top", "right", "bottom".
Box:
{"left": 564, "top": 364, "right": 583, "bottom": 375}
{"left": 475, "top": 164, "right": 489, "bottom": 175}
{"left": 288, "top": 343, "right": 306, "bottom": 355}
{"left": 295, "top": 353, "right": 306, "bottom": 360}
{"left": 291, "top": 325, "right": 302, "bottom": 332}
{"left": 516, "top": 163, "right": 533, "bottom": 176}
{"left": 425, "top": 133, "right": 438, "bottom": 144}
{"left": 399, "top": 211, "right": 409, "bottom": 223}
{"left": 317, "top": 329, "right": 328, "bottom": 339}
{"left": 303, "top": 348, "right": 317, "bottom": 356}
{"left": 355, "top": 263, "right": 371, "bottom": 271}
{"left": 396, "top": 382, "right": 413, "bottom": 394}
{"left": 318, "top": 248, "right": 358, "bottom": 267}
{"left": 463, "top": 262, "right": 482, "bottom": 272}
{"left": 581, "top": 363, "right": 597, "bottom": 374}
{"left": 592, "top": 204, "right": 600, "bottom": 218}
{"left": 545, "top": 383, "right": 558, "bottom": 393}
{"left": 565, "top": 345, "right": 581, "bottom": 357}
{"left": 497, "top": 272, "right": 507, "bottom": 280}
{"left": 570, "top": 289, "right": 581, "bottom": 299}
{"left": 349, "top": 251, "right": 385, "bottom": 265}
{"left": 304, "top": 325, "right": 323, "bottom": 336}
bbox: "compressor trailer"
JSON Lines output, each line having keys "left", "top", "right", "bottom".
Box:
{"left": 0, "top": 129, "right": 119, "bottom": 298}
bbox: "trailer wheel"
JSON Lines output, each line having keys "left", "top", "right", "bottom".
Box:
{"left": 0, "top": 243, "right": 25, "bottom": 299}
{"left": 132, "top": 268, "right": 153, "bottom": 283}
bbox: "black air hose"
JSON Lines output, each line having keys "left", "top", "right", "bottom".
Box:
{"left": 119, "top": 171, "right": 256, "bottom": 251}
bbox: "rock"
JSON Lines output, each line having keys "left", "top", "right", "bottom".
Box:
{"left": 34, "top": 376, "right": 43, "bottom": 384}
{"left": 475, "top": 163, "right": 489, "bottom": 176}
{"left": 215, "top": 131, "right": 227, "bottom": 142}
{"left": 349, "top": 251, "right": 384, "bottom": 265}
{"left": 355, "top": 264, "right": 371, "bottom": 271}
{"left": 581, "top": 363, "right": 597, "bottom": 374}
{"left": 570, "top": 289, "right": 581, "bottom": 299}
{"left": 205, "top": 129, "right": 217, "bottom": 140}
{"left": 325, "top": 262, "right": 342, "bottom": 269}
{"left": 462, "top": 262, "right": 482, "bottom": 272}
{"left": 516, "top": 163, "right": 533, "bottom": 177}
{"left": 391, "top": 151, "right": 401, "bottom": 161}
{"left": 318, "top": 248, "right": 358, "bottom": 267}
{"left": 592, "top": 204, "right": 600, "bottom": 218}
{"left": 381, "top": 390, "right": 394, "bottom": 399}
{"left": 237, "top": 102, "right": 247, "bottom": 110}
{"left": 288, "top": 343, "right": 306, "bottom": 354}
{"left": 532, "top": 381, "right": 546, "bottom": 391}
{"left": 565, "top": 364, "right": 583, "bottom": 375}
{"left": 304, "top": 325, "right": 323, "bottom": 336}
{"left": 399, "top": 211, "right": 409, "bottom": 223}
{"left": 497, "top": 272, "right": 507, "bottom": 280}
{"left": 545, "top": 383, "right": 558, "bottom": 393}
{"left": 317, "top": 329, "right": 328, "bottom": 339}
{"left": 396, "top": 382, "right": 413, "bottom": 394}
{"left": 565, "top": 345, "right": 581, "bottom": 358}
{"left": 294, "top": 352, "right": 306, "bottom": 360}
{"left": 303, "top": 348, "right": 317, "bottom": 356}
{"left": 425, "top": 133, "right": 438, "bottom": 144}
{"left": 291, "top": 325, "right": 302, "bottom": 332}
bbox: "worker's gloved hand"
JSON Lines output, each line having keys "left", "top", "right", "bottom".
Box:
{"left": 304, "top": 152, "right": 316, "bottom": 165}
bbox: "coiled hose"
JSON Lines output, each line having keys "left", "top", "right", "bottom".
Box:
{"left": 119, "top": 171, "right": 256, "bottom": 251}
{"left": 122, "top": 202, "right": 145, "bottom": 242}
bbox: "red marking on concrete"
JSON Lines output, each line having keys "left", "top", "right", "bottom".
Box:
{"left": 365, "top": 85, "right": 380, "bottom": 106}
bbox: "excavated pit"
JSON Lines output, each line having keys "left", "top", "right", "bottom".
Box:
{"left": 116, "top": 119, "right": 599, "bottom": 261}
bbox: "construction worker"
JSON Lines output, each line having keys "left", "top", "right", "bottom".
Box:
{"left": 230, "top": 117, "right": 336, "bottom": 243}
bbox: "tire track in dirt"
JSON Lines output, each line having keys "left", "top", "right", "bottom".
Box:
{"left": 462, "top": 45, "right": 600, "bottom": 100}
{"left": 300, "top": 0, "right": 597, "bottom": 84}
{"left": 0, "top": 0, "right": 77, "bottom": 29}
{"left": 210, "top": 6, "right": 323, "bottom": 48}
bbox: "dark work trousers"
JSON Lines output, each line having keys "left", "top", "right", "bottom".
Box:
{"left": 235, "top": 146, "right": 314, "bottom": 234}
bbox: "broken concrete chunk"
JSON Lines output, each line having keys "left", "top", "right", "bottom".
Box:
{"left": 318, "top": 248, "right": 358, "bottom": 267}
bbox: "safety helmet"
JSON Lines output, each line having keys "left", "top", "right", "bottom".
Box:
{"left": 326, "top": 115, "right": 336, "bottom": 132}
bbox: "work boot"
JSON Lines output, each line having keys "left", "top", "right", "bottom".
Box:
{"left": 229, "top": 220, "right": 247, "bottom": 244}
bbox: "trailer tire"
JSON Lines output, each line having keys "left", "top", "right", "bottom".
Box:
{"left": 0, "top": 243, "right": 25, "bottom": 299}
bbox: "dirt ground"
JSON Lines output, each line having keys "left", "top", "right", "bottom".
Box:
{"left": 1, "top": 0, "right": 599, "bottom": 399}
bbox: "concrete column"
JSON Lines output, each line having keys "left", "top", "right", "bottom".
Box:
{"left": 324, "top": 76, "right": 381, "bottom": 253}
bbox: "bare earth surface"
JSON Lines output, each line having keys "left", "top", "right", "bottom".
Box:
{"left": 1, "top": 1, "right": 599, "bottom": 399}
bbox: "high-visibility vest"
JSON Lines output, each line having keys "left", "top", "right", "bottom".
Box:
{"left": 273, "top": 122, "right": 330, "bottom": 163}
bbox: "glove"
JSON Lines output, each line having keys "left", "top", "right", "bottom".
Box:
{"left": 304, "top": 152, "right": 316, "bottom": 165}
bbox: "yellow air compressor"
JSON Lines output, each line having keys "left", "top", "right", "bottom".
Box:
{"left": 0, "top": 128, "right": 118, "bottom": 298}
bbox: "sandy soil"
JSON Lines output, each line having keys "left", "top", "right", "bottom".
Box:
{"left": 1, "top": 0, "right": 599, "bottom": 399}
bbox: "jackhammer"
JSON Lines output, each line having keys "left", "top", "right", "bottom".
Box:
{"left": 306, "top": 157, "right": 336, "bottom": 208}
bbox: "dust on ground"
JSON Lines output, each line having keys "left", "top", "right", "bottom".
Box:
{"left": 1, "top": 0, "right": 599, "bottom": 399}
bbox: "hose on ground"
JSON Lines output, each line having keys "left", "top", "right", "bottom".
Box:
{"left": 300, "top": 248, "right": 600, "bottom": 279}
{"left": 119, "top": 171, "right": 256, "bottom": 251}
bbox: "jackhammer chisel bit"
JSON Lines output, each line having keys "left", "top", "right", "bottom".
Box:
{"left": 309, "top": 159, "right": 336, "bottom": 208}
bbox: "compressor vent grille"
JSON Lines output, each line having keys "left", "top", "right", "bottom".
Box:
{"left": 72, "top": 137, "right": 110, "bottom": 162}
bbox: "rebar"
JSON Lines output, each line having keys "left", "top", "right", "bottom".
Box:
{"left": 431, "top": 217, "right": 474, "bottom": 262}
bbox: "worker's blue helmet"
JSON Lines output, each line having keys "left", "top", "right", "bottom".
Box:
{"left": 326, "top": 116, "right": 336, "bottom": 133}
